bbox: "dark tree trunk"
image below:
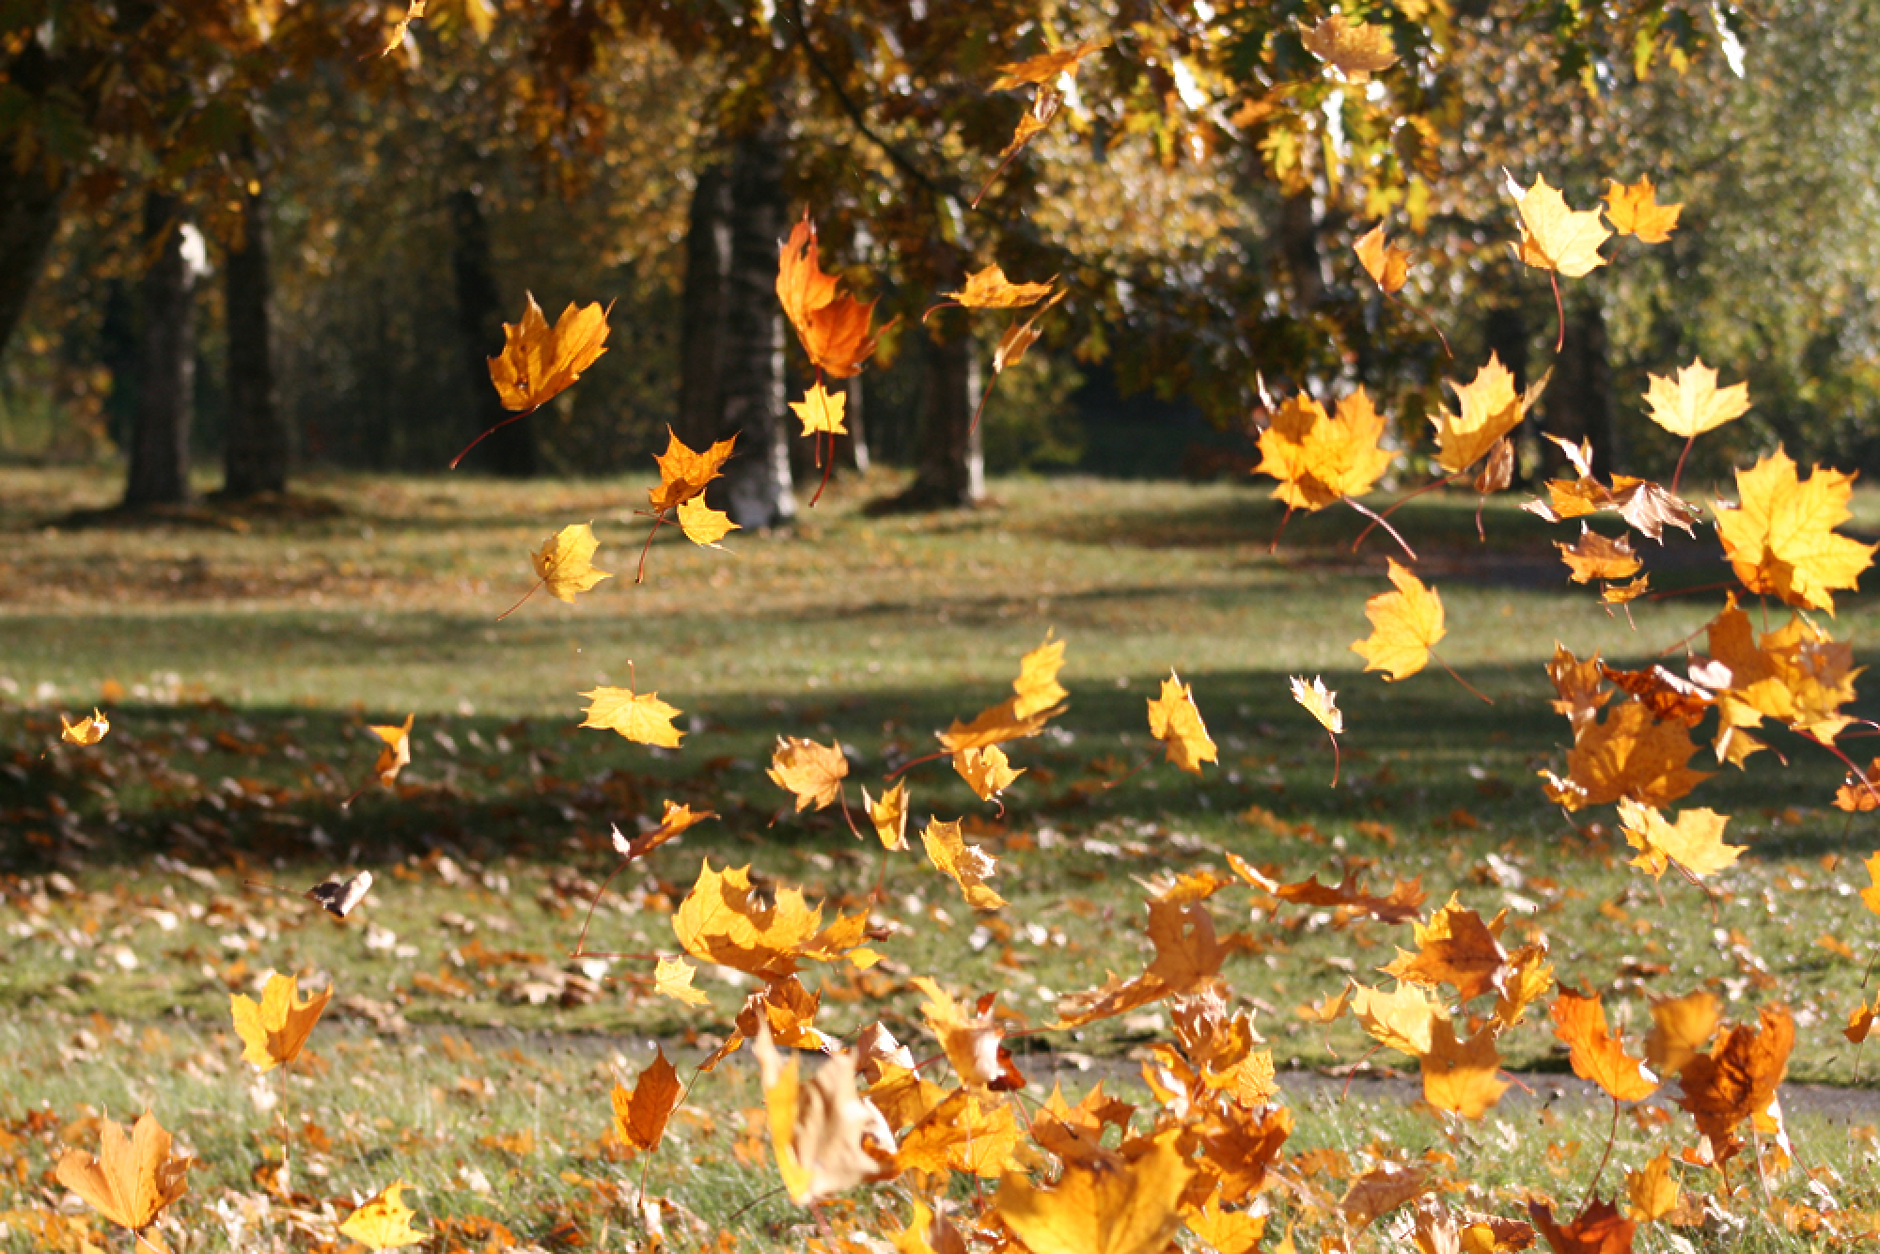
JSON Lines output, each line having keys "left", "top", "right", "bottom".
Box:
{"left": 0, "top": 40, "right": 77, "bottom": 360}
{"left": 710, "top": 127, "right": 794, "bottom": 529}
{"left": 222, "top": 177, "right": 288, "bottom": 497}
{"left": 1276, "top": 190, "right": 1328, "bottom": 312}
{"left": 123, "top": 193, "right": 195, "bottom": 507}
{"left": 1546, "top": 298, "right": 1616, "bottom": 480}
{"left": 886, "top": 327, "right": 983, "bottom": 511}
{"left": 677, "top": 162, "right": 732, "bottom": 451}
{"left": 449, "top": 187, "right": 535, "bottom": 477}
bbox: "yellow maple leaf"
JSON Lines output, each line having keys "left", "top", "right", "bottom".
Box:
{"left": 1701, "top": 599, "right": 1861, "bottom": 759}
{"left": 922, "top": 816, "right": 1007, "bottom": 910}
{"left": 55, "top": 1110, "right": 190, "bottom": 1237}
{"left": 864, "top": 781, "right": 910, "bottom": 851}
{"left": 753, "top": 1023, "right": 896, "bottom": 1205}
{"left": 231, "top": 971, "right": 332, "bottom": 1072}
{"left": 611, "top": 1047, "right": 683, "bottom": 1153}
{"left": 943, "top": 265, "right": 1056, "bottom": 309}
{"left": 1618, "top": 799, "right": 1742, "bottom": 880}
{"left": 1300, "top": 13, "right": 1398, "bottom": 81}
{"left": 1643, "top": 359, "right": 1749, "bottom": 439}
{"left": 1419, "top": 1020, "right": 1509, "bottom": 1119}
{"left": 989, "top": 39, "right": 1108, "bottom": 90}
{"left": 580, "top": 685, "right": 683, "bottom": 748}
{"left": 1715, "top": 447, "right": 1875, "bottom": 613}
{"left": 1290, "top": 675, "right": 1343, "bottom": 734}
{"left": 790, "top": 382, "right": 848, "bottom": 437}
{"left": 911, "top": 977, "right": 1012, "bottom": 1089}
{"left": 369, "top": 713, "right": 414, "bottom": 787}
{"left": 1147, "top": 670, "right": 1218, "bottom": 774}
{"left": 677, "top": 496, "right": 739, "bottom": 548}
{"left": 1354, "top": 223, "right": 1410, "bottom": 294}
{"left": 1382, "top": 894, "right": 1507, "bottom": 1003}
{"left": 674, "top": 860, "right": 824, "bottom": 978}
{"left": 1431, "top": 352, "right": 1549, "bottom": 474}
{"left": 1352, "top": 558, "right": 1445, "bottom": 681}
{"left": 954, "top": 744, "right": 1024, "bottom": 801}
{"left": 1644, "top": 990, "right": 1720, "bottom": 1075}
{"left": 1626, "top": 1151, "right": 1682, "bottom": 1222}
{"left": 653, "top": 955, "right": 711, "bottom": 1007}
{"left": 1185, "top": 1195, "right": 1266, "bottom": 1254}
{"left": 1256, "top": 388, "right": 1397, "bottom": 511}
{"left": 1506, "top": 171, "right": 1611, "bottom": 278}
{"left": 993, "top": 1130, "right": 1193, "bottom": 1254}
{"left": 1557, "top": 526, "right": 1641, "bottom": 584}
{"left": 768, "top": 736, "right": 849, "bottom": 811}
{"left": 1540, "top": 700, "right": 1711, "bottom": 811}
{"left": 338, "top": 1180, "right": 426, "bottom": 1250}
{"left": 647, "top": 427, "right": 737, "bottom": 513}
{"left": 486, "top": 293, "right": 610, "bottom": 412}
{"left": 1350, "top": 981, "right": 1445, "bottom": 1057}
{"left": 1012, "top": 632, "right": 1070, "bottom": 719}
{"left": 1604, "top": 176, "right": 1682, "bottom": 244}
{"left": 60, "top": 708, "right": 110, "bottom": 746}
{"left": 531, "top": 522, "right": 611, "bottom": 602}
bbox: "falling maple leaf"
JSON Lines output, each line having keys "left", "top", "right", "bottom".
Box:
{"left": 1676, "top": 1005, "right": 1793, "bottom": 1164}
{"left": 1604, "top": 176, "right": 1682, "bottom": 244}
{"left": 1256, "top": 388, "right": 1397, "bottom": 511}
{"left": 1643, "top": 360, "right": 1749, "bottom": 439}
{"left": 60, "top": 708, "right": 110, "bottom": 746}
{"left": 992, "top": 289, "right": 1067, "bottom": 375}
{"left": 1714, "top": 447, "right": 1875, "bottom": 613}
{"left": 1644, "top": 990, "right": 1720, "bottom": 1076}
{"left": 1185, "top": 1194, "right": 1266, "bottom": 1254}
{"left": 612, "top": 1047, "right": 683, "bottom": 1153}
{"left": 1300, "top": 13, "right": 1398, "bottom": 81}
{"left": 677, "top": 496, "right": 738, "bottom": 548}
{"left": 1625, "top": 1151, "right": 1682, "bottom": 1222}
{"left": 1527, "top": 1197, "right": 1634, "bottom": 1254}
{"left": 369, "top": 713, "right": 414, "bottom": 788}
{"left": 55, "top": 1111, "right": 190, "bottom": 1240}
{"left": 1352, "top": 559, "right": 1445, "bottom": 682}
{"left": 1557, "top": 527, "right": 1641, "bottom": 584}
{"left": 922, "top": 816, "right": 1007, "bottom": 910}
{"left": 530, "top": 523, "right": 611, "bottom": 603}
{"left": 989, "top": 39, "right": 1108, "bottom": 91}
{"left": 653, "top": 955, "right": 711, "bottom": 1007}
{"left": 776, "top": 215, "right": 885, "bottom": 379}
{"left": 1420, "top": 1019, "right": 1509, "bottom": 1119}
{"left": 1507, "top": 171, "right": 1611, "bottom": 279}
{"left": 1354, "top": 223, "right": 1410, "bottom": 294}
{"left": 753, "top": 1023, "right": 896, "bottom": 1205}
{"left": 1697, "top": 598, "right": 1860, "bottom": 764}
{"left": 371, "top": 0, "right": 425, "bottom": 58}
{"left": 1526, "top": 435, "right": 1699, "bottom": 542}
{"left": 954, "top": 744, "right": 1024, "bottom": 802}
{"left": 912, "top": 978, "right": 1016, "bottom": 1089}
{"left": 580, "top": 684, "right": 683, "bottom": 748}
{"left": 992, "top": 1130, "right": 1192, "bottom": 1254}
{"left": 1011, "top": 632, "right": 1069, "bottom": 719}
{"left": 304, "top": 870, "right": 374, "bottom": 919}
{"left": 1290, "top": 675, "right": 1343, "bottom": 734}
{"left": 1350, "top": 981, "right": 1445, "bottom": 1057}
{"left": 487, "top": 293, "right": 610, "bottom": 412}
{"left": 1617, "top": 799, "right": 1742, "bottom": 881}
{"left": 339, "top": 1180, "right": 427, "bottom": 1250}
{"left": 648, "top": 428, "right": 737, "bottom": 513}
{"left": 1431, "top": 352, "right": 1549, "bottom": 475}
{"left": 231, "top": 971, "right": 332, "bottom": 1072}
{"left": 1382, "top": 894, "right": 1507, "bottom": 1003}
{"left": 1147, "top": 670, "right": 1218, "bottom": 774}
{"left": 1340, "top": 1165, "right": 1430, "bottom": 1232}
{"left": 790, "top": 382, "right": 848, "bottom": 437}
{"left": 943, "top": 265, "right": 1056, "bottom": 309}
{"left": 1550, "top": 988, "right": 1659, "bottom": 1102}
{"left": 673, "top": 860, "right": 826, "bottom": 978}
{"left": 611, "top": 800, "right": 716, "bottom": 863}
{"left": 1540, "top": 700, "right": 1711, "bottom": 811}
{"left": 768, "top": 736, "right": 849, "bottom": 811}
{"left": 864, "top": 781, "right": 910, "bottom": 851}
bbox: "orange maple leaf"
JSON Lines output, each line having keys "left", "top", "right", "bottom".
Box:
{"left": 611, "top": 1047, "right": 683, "bottom": 1153}
{"left": 368, "top": 713, "right": 414, "bottom": 788}
{"left": 1351, "top": 559, "right": 1445, "bottom": 682}
{"left": 1715, "top": 447, "right": 1875, "bottom": 613}
{"left": 60, "top": 708, "right": 110, "bottom": 746}
{"left": 1420, "top": 1019, "right": 1509, "bottom": 1119}
{"left": 1300, "top": 14, "right": 1398, "bottom": 81}
{"left": 231, "top": 971, "right": 332, "bottom": 1072}
{"left": 1354, "top": 223, "right": 1410, "bottom": 294}
{"left": 990, "top": 39, "right": 1108, "bottom": 91}
{"left": 55, "top": 1111, "right": 191, "bottom": 1237}
{"left": 1550, "top": 988, "right": 1659, "bottom": 1102}
{"left": 954, "top": 744, "right": 1024, "bottom": 802}
{"left": 1527, "top": 1196, "right": 1635, "bottom": 1254}
{"left": 1381, "top": 894, "right": 1507, "bottom": 1003}
{"left": 942, "top": 265, "right": 1056, "bottom": 309}
{"left": 1644, "top": 990, "right": 1720, "bottom": 1076}
{"left": 673, "top": 860, "right": 824, "bottom": 978}
{"left": 1625, "top": 1151, "right": 1682, "bottom": 1223}
{"left": 768, "top": 736, "right": 849, "bottom": 812}
{"left": 1604, "top": 175, "right": 1682, "bottom": 244}
{"left": 993, "top": 1130, "right": 1192, "bottom": 1254}
{"left": 1256, "top": 388, "right": 1397, "bottom": 511}
{"left": 1675, "top": 1005, "right": 1793, "bottom": 1164}
{"left": 1557, "top": 527, "right": 1641, "bottom": 584}
{"left": 486, "top": 293, "right": 610, "bottom": 412}
{"left": 1540, "top": 700, "right": 1711, "bottom": 812}
{"left": 777, "top": 215, "right": 885, "bottom": 379}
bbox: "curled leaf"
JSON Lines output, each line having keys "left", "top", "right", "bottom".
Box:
{"left": 487, "top": 293, "right": 611, "bottom": 412}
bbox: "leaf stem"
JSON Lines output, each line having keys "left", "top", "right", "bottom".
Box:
{"left": 1268, "top": 505, "right": 1294, "bottom": 555}
{"left": 809, "top": 430, "right": 836, "bottom": 508}
{"left": 1579, "top": 1098, "right": 1621, "bottom": 1209}
{"left": 1327, "top": 731, "right": 1341, "bottom": 789}
{"left": 1550, "top": 272, "right": 1565, "bottom": 353}
{"left": 636, "top": 513, "right": 669, "bottom": 584}
{"left": 1350, "top": 473, "right": 1459, "bottom": 554}
{"left": 1670, "top": 434, "right": 1696, "bottom": 497}
{"left": 448, "top": 404, "right": 541, "bottom": 470}
{"left": 1341, "top": 495, "right": 1418, "bottom": 562}
{"left": 884, "top": 749, "right": 950, "bottom": 783}
{"left": 1431, "top": 651, "right": 1493, "bottom": 704}
{"left": 494, "top": 579, "right": 542, "bottom": 622}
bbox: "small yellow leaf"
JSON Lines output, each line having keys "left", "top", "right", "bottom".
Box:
{"left": 1605, "top": 176, "right": 1682, "bottom": 244}
{"left": 768, "top": 736, "right": 849, "bottom": 811}
{"left": 1354, "top": 223, "right": 1410, "bottom": 293}
{"left": 231, "top": 972, "right": 332, "bottom": 1073}
{"left": 677, "top": 496, "right": 739, "bottom": 548}
{"left": 923, "top": 816, "right": 1007, "bottom": 910}
{"left": 653, "top": 955, "right": 711, "bottom": 1007}
{"left": 648, "top": 428, "right": 737, "bottom": 513}
{"left": 1431, "top": 352, "right": 1549, "bottom": 474}
{"left": 1626, "top": 1150, "right": 1681, "bottom": 1221}
{"left": 1643, "top": 360, "right": 1749, "bottom": 439}
{"left": 61, "top": 708, "right": 110, "bottom": 746}
{"left": 1351, "top": 559, "right": 1445, "bottom": 682}
{"left": 580, "top": 686, "right": 683, "bottom": 748}
{"left": 790, "top": 382, "right": 848, "bottom": 437}
{"left": 339, "top": 1180, "right": 426, "bottom": 1250}
{"left": 1506, "top": 171, "right": 1611, "bottom": 278}
{"left": 953, "top": 745, "right": 1024, "bottom": 801}
{"left": 864, "top": 781, "right": 910, "bottom": 851}
{"left": 945, "top": 265, "right": 1056, "bottom": 309}
{"left": 1012, "top": 632, "right": 1070, "bottom": 719}
{"left": 1618, "top": 799, "right": 1743, "bottom": 880}
{"left": 1300, "top": 13, "right": 1398, "bottom": 81}
{"left": 531, "top": 522, "right": 611, "bottom": 602}
{"left": 1146, "top": 670, "right": 1218, "bottom": 774}
{"left": 369, "top": 714, "right": 414, "bottom": 787}
{"left": 1291, "top": 676, "right": 1343, "bottom": 734}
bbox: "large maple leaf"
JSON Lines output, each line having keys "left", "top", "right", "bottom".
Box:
{"left": 1255, "top": 388, "right": 1396, "bottom": 510}
{"left": 1541, "top": 700, "right": 1710, "bottom": 811}
{"left": 993, "top": 1131, "right": 1192, "bottom": 1254}
{"left": 1617, "top": 799, "right": 1742, "bottom": 881}
{"left": 1507, "top": 172, "right": 1610, "bottom": 278}
{"left": 231, "top": 971, "right": 332, "bottom": 1072}
{"left": 753, "top": 1025, "right": 896, "bottom": 1206}
{"left": 486, "top": 293, "right": 610, "bottom": 412}
{"left": 1431, "top": 352, "right": 1549, "bottom": 474}
{"left": 1351, "top": 558, "right": 1445, "bottom": 681}
{"left": 1676, "top": 1005, "right": 1793, "bottom": 1164}
{"left": 776, "top": 214, "right": 884, "bottom": 379}
{"left": 55, "top": 1111, "right": 191, "bottom": 1238}
{"left": 673, "top": 860, "right": 824, "bottom": 978}
{"left": 1549, "top": 988, "right": 1658, "bottom": 1102}
{"left": 1715, "top": 447, "right": 1875, "bottom": 612}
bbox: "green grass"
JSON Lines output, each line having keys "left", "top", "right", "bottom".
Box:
{"left": 4, "top": 464, "right": 1880, "bottom": 1250}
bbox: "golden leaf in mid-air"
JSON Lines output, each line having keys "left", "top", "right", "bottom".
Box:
{"left": 1604, "top": 175, "right": 1682, "bottom": 244}
{"left": 1299, "top": 13, "right": 1398, "bottom": 81}
{"left": 1290, "top": 675, "right": 1343, "bottom": 734}
{"left": 1541, "top": 701, "right": 1710, "bottom": 812}
{"left": 1382, "top": 894, "right": 1507, "bottom": 1003}
{"left": 790, "top": 381, "right": 848, "bottom": 436}
{"left": 1627, "top": 1151, "right": 1682, "bottom": 1222}
{"left": 944, "top": 265, "right": 1056, "bottom": 309}
{"left": 487, "top": 293, "right": 611, "bottom": 412}
{"left": 753, "top": 1023, "right": 896, "bottom": 1206}
{"left": 1557, "top": 526, "right": 1641, "bottom": 584}
{"left": 677, "top": 496, "right": 739, "bottom": 548}
{"left": 580, "top": 685, "right": 683, "bottom": 748}
{"left": 864, "top": 781, "right": 910, "bottom": 851}
{"left": 648, "top": 427, "right": 737, "bottom": 513}
{"left": 1643, "top": 359, "right": 1749, "bottom": 439}
{"left": 1351, "top": 558, "right": 1445, "bottom": 682}
{"left": 1431, "top": 352, "right": 1549, "bottom": 474}
{"left": 369, "top": 713, "right": 414, "bottom": 787}
{"left": 777, "top": 215, "right": 884, "bottom": 379}
{"left": 611, "top": 799, "right": 716, "bottom": 863}
{"left": 653, "top": 955, "right": 711, "bottom": 1007}
{"left": 674, "top": 860, "right": 824, "bottom": 978}
{"left": 231, "top": 971, "right": 333, "bottom": 1073}
{"left": 1550, "top": 988, "right": 1659, "bottom": 1103}
{"left": 1506, "top": 171, "right": 1611, "bottom": 278}
{"left": 612, "top": 1047, "right": 683, "bottom": 1154}
{"left": 922, "top": 816, "right": 1007, "bottom": 910}
{"left": 1146, "top": 670, "right": 1218, "bottom": 774}
{"left": 1645, "top": 990, "right": 1720, "bottom": 1077}
{"left": 1255, "top": 388, "right": 1396, "bottom": 511}
{"left": 1011, "top": 632, "right": 1069, "bottom": 719}
{"left": 531, "top": 522, "right": 611, "bottom": 603}
{"left": 61, "top": 708, "right": 110, "bottom": 745}
{"left": 989, "top": 39, "right": 1108, "bottom": 90}
{"left": 1419, "top": 1020, "right": 1509, "bottom": 1119}
{"left": 992, "top": 288, "right": 1067, "bottom": 374}
{"left": 954, "top": 745, "right": 1024, "bottom": 802}
{"left": 1676, "top": 1006, "right": 1793, "bottom": 1165}
{"left": 993, "top": 1131, "right": 1192, "bottom": 1254}
{"left": 338, "top": 1180, "right": 427, "bottom": 1250}
{"left": 768, "top": 736, "right": 849, "bottom": 812}
{"left": 1354, "top": 223, "right": 1410, "bottom": 294}
{"left": 1714, "top": 447, "right": 1875, "bottom": 613}
{"left": 1618, "top": 799, "right": 1742, "bottom": 881}
{"left": 1350, "top": 981, "right": 1445, "bottom": 1057}
{"left": 55, "top": 1110, "right": 191, "bottom": 1237}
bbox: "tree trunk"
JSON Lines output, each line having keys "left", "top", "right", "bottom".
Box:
{"left": 123, "top": 193, "right": 195, "bottom": 507}
{"left": 222, "top": 176, "right": 288, "bottom": 497}
{"left": 449, "top": 187, "right": 535, "bottom": 477}
{"left": 677, "top": 162, "right": 732, "bottom": 451}
{"left": 886, "top": 326, "right": 983, "bottom": 511}
{"left": 837, "top": 374, "right": 870, "bottom": 472}
{"left": 0, "top": 40, "right": 77, "bottom": 360}
{"left": 710, "top": 127, "right": 794, "bottom": 529}
{"left": 1546, "top": 298, "right": 1615, "bottom": 480}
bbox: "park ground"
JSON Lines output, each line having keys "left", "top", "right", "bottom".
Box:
{"left": 4, "top": 463, "right": 1880, "bottom": 1251}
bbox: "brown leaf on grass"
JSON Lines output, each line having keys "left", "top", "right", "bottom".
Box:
{"left": 1255, "top": 388, "right": 1397, "bottom": 511}
{"left": 1352, "top": 558, "right": 1445, "bottom": 681}
{"left": 487, "top": 293, "right": 610, "bottom": 412}
{"left": 768, "top": 736, "right": 849, "bottom": 812}
{"left": 1676, "top": 1005, "right": 1793, "bottom": 1164}
{"left": 580, "top": 686, "right": 682, "bottom": 748}
{"left": 1354, "top": 223, "right": 1410, "bottom": 294}
{"left": 753, "top": 1024, "right": 896, "bottom": 1206}
{"left": 1147, "top": 671, "right": 1218, "bottom": 774}
{"left": 993, "top": 1129, "right": 1192, "bottom": 1254}
{"left": 1626, "top": 1152, "right": 1681, "bottom": 1223}
{"left": 1527, "top": 1196, "right": 1635, "bottom": 1254}
{"left": 369, "top": 713, "right": 414, "bottom": 787}
{"left": 531, "top": 523, "right": 610, "bottom": 603}
{"left": 1540, "top": 701, "right": 1710, "bottom": 812}
{"left": 61, "top": 708, "right": 110, "bottom": 745}
{"left": 922, "top": 817, "right": 1007, "bottom": 910}
{"left": 1557, "top": 527, "right": 1640, "bottom": 584}
{"left": 1300, "top": 14, "right": 1398, "bottom": 80}
{"left": 231, "top": 971, "right": 332, "bottom": 1072}
{"left": 648, "top": 428, "right": 736, "bottom": 512}
{"left": 55, "top": 1111, "right": 191, "bottom": 1237}
{"left": 1340, "top": 1165, "right": 1430, "bottom": 1232}
{"left": 776, "top": 214, "right": 884, "bottom": 379}
{"left": 1604, "top": 176, "right": 1682, "bottom": 244}
{"left": 612, "top": 1047, "right": 683, "bottom": 1153}
{"left": 1550, "top": 988, "right": 1658, "bottom": 1102}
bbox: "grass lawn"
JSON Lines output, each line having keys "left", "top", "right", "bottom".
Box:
{"left": 4, "top": 463, "right": 1880, "bottom": 1251}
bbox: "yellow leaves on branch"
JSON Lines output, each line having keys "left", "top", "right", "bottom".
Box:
{"left": 1146, "top": 670, "right": 1217, "bottom": 774}
{"left": 486, "top": 293, "right": 610, "bottom": 412}
{"left": 1351, "top": 559, "right": 1444, "bottom": 682}
{"left": 1432, "top": 352, "right": 1549, "bottom": 475}
{"left": 768, "top": 736, "right": 849, "bottom": 811}
{"left": 1506, "top": 171, "right": 1611, "bottom": 279}
{"left": 231, "top": 971, "right": 332, "bottom": 1072}
{"left": 1299, "top": 14, "right": 1398, "bottom": 81}
{"left": 1255, "top": 388, "right": 1396, "bottom": 511}
{"left": 580, "top": 683, "right": 683, "bottom": 748}
{"left": 1715, "top": 447, "right": 1875, "bottom": 613}
{"left": 777, "top": 214, "right": 885, "bottom": 379}
{"left": 61, "top": 708, "right": 110, "bottom": 745}
{"left": 530, "top": 523, "right": 610, "bottom": 603}
{"left": 1605, "top": 175, "right": 1683, "bottom": 244}
{"left": 1643, "top": 359, "right": 1749, "bottom": 439}
{"left": 55, "top": 1110, "right": 191, "bottom": 1240}
{"left": 338, "top": 1180, "right": 427, "bottom": 1250}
